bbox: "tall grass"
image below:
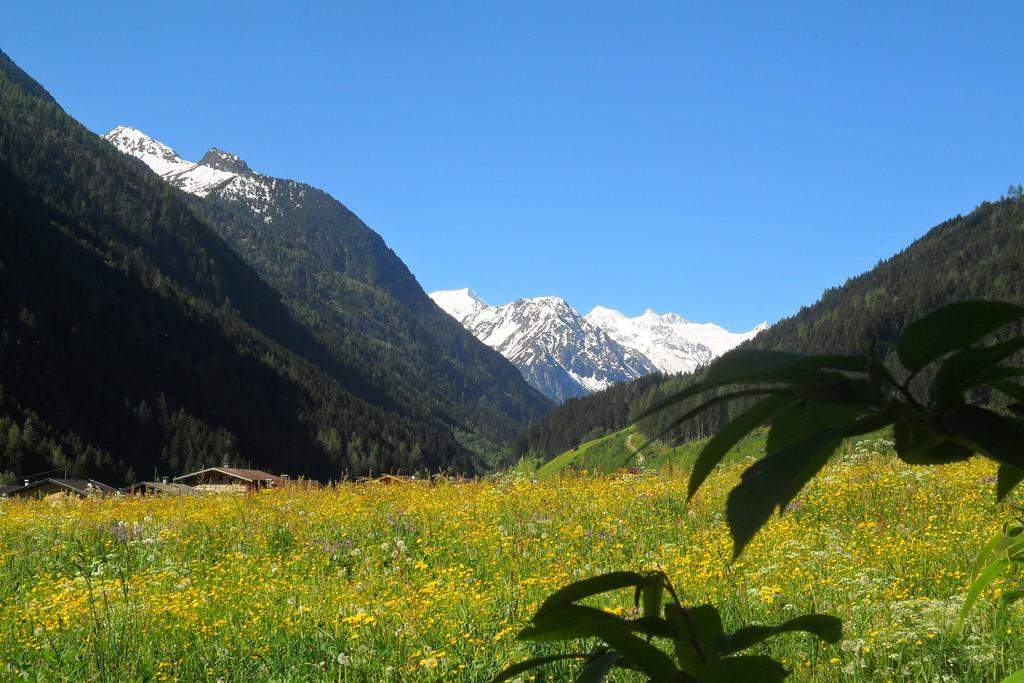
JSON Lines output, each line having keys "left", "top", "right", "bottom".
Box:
{"left": 0, "top": 443, "right": 1019, "bottom": 680}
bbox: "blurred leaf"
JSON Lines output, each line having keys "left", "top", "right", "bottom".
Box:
{"left": 520, "top": 605, "right": 630, "bottom": 642}
{"left": 992, "top": 379, "right": 1024, "bottom": 404}
{"left": 970, "top": 532, "right": 1007, "bottom": 581}
{"left": 634, "top": 388, "right": 792, "bottom": 455}
{"left": 727, "top": 403, "right": 866, "bottom": 557}
{"left": 723, "top": 614, "right": 842, "bottom": 654}
{"left": 766, "top": 402, "right": 860, "bottom": 454}
{"left": 632, "top": 351, "right": 799, "bottom": 422}
{"left": 931, "top": 337, "right": 1024, "bottom": 399}
{"left": 521, "top": 605, "right": 675, "bottom": 642}
{"left": 630, "top": 616, "right": 677, "bottom": 638}
{"left": 893, "top": 419, "right": 973, "bottom": 465}
{"left": 896, "top": 300, "right": 1024, "bottom": 372}
{"left": 665, "top": 603, "right": 722, "bottom": 675}
{"left": 492, "top": 653, "right": 589, "bottom": 682}
{"left": 574, "top": 648, "right": 618, "bottom": 683}
{"left": 798, "top": 353, "right": 871, "bottom": 372}
{"left": 998, "top": 464, "right": 1024, "bottom": 501}
{"left": 1002, "top": 591, "right": 1024, "bottom": 606}
{"left": 537, "top": 572, "right": 655, "bottom": 615}
{"left": 584, "top": 618, "right": 678, "bottom": 683}
{"left": 633, "top": 351, "right": 865, "bottom": 423}
{"left": 699, "top": 656, "right": 788, "bottom": 682}
{"left": 942, "top": 404, "right": 1024, "bottom": 470}
{"left": 784, "top": 376, "right": 880, "bottom": 407}
{"left": 639, "top": 581, "right": 664, "bottom": 620}
{"left": 688, "top": 395, "right": 796, "bottom": 500}
{"left": 1000, "top": 670, "right": 1024, "bottom": 683}
{"left": 961, "top": 557, "right": 1010, "bottom": 619}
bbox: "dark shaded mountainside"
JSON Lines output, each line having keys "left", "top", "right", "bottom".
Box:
{"left": 157, "top": 139, "right": 550, "bottom": 458}
{"left": 0, "top": 50, "right": 548, "bottom": 485}
{"left": 516, "top": 193, "right": 1024, "bottom": 462}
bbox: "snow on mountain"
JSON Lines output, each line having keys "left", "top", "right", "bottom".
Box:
{"left": 429, "top": 288, "right": 488, "bottom": 323}
{"left": 103, "top": 126, "right": 195, "bottom": 178}
{"left": 104, "top": 126, "right": 283, "bottom": 217}
{"left": 432, "top": 290, "right": 769, "bottom": 400}
{"left": 106, "top": 124, "right": 767, "bottom": 401}
{"left": 586, "top": 306, "right": 768, "bottom": 375}
{"left": 104, "top": 126, "right": 238, "bottom": 197}
{"left": 441, "top": 295, "right": 657, "bottom": 402}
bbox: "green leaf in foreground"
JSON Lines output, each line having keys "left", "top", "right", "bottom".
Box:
{"left": 961, "top": 558, "right": 1010, "bottom": 619}
{"left": 723, "top": 614, "right": 842, "bottom": 654}
{"left": 998, "top": 464, "right": 1024, "bottom": 501}
{"left": 574, "top": 649, "right": 619, "bottom": 683}
{"left": 666, "top": 603, "right": 722, "bottom": 674}
{"left": 491, "top": 653, "right": 589, "bottom": 682}
{"left": 537, "top": 572, "right": 655, "bottom": 615}
{"left": 688, "top": 395, "right": 796, "bottom": 500}
{"left": 700, "top": 655, "right": 788, "bottom": 682}
{"left": 896, "top": 300, "right": 1024, "bottom": 371}
{"left": 726, "top": 402, "right": 860, "bottom": 556}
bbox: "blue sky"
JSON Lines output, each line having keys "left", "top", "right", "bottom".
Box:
{"left": 4, "top": 2, "right": 1021, "bottom": 330}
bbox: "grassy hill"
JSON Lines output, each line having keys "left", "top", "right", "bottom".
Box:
{"left": 524, "top": 422, "right": 897, "bottom": 481}
{"left": 516, "top": 425, "right": 770, "bottom": 479}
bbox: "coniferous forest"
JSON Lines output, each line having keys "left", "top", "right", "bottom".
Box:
{"left": 0, "top": 50, "right": 548, "bottom": 484}
{"left": 5, "top": 7, "right": 1024, "bottom": 680}
{"left": 515, "top": 194, "right": 1024, "bottom": 463}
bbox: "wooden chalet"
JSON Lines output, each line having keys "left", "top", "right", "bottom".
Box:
{"left": 7, "top": 478, "right": 118, "bottom": 499}
{"left": 173, "top": 466, "right": 283, "bottom": 492}
{"left": 123, "top": 480, "right": 200, "bottom": 496}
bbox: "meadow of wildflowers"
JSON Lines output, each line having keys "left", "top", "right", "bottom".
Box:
{"left": 1, "top": 441, "right": 1021, "bottom": 681}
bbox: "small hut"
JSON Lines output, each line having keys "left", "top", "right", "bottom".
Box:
{"left": 173, "top": 466, "right": 283, "bottom": 492}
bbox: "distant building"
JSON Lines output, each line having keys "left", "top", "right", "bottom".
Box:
{"left": 364, "top": 474, "right": 416, "bottom": 485}
{"left": 7, "top": 479, "right": 118, "bottom": 499}
{"left": 173, "top": 466, "right": 283, "bottom": 492}
{"left": 123, "top": 480, "right": 200, "bottom": 496}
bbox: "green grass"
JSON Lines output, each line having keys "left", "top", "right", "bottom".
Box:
{"left": 533, "top": 425, "right": 772, "bottom": 479}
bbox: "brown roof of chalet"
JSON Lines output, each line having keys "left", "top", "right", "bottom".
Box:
{"left": 368, "top": 474, "right": 417, "bottom": 484}
{"left": 9, "top": 479, "right": 118, "bottom": 496}
{"left": 173, "top": 467, "right": 283, "bottom": 484}
{"left": 123, "top": 481, "right": 201, "bottom": 495}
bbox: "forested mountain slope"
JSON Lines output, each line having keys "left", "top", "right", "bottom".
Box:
{"left": 516, "top": 194, "right": 1024, "bottom": 462}
{"left": 0, "top": 50, "right": 535, "bottom": 483}
{"left": 105, "top": 128, "right": 549, "bottom": 451}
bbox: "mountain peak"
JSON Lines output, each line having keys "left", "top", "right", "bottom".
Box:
{"left": 105, "top": 125, "right": 150, "bottom": 141}
{"left": 106, "top": 129, "right": 247, "bottom": 198}
{"left": 429, "top": 288, "right": 488, "bottom": 323}
{"left": 199, "top": 147, "right": 251, "bottom": 174}
{"left": 524, "top": 295, "right": 571, "bottom": 309}
{"left": 587, "top": 305, "right": 623, "bottom": 317}
{"left": 104, "top": 125, "right": 193, "bottom": 177}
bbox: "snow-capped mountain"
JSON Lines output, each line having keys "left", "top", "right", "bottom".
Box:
{"left": 586, "top": 306, "right": 768, "bottom": 375}
{"left": 430, "top": 291, "right": 657, "bottom": 402}
{"left": 428, "top": 288, "right": 487, "bottom": 324}
{"left": 431, "top": 289, "right": 768, "bottom": 400}
{"left": 103, "top": 125, "right": 553, "bottom": 449}
{"left": 103, "top": 126, "right": 288, "bottom": 216}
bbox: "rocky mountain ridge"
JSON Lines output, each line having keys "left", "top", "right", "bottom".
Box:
{"left": 430, "top": 289, "right": 766, "bottom": 400}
